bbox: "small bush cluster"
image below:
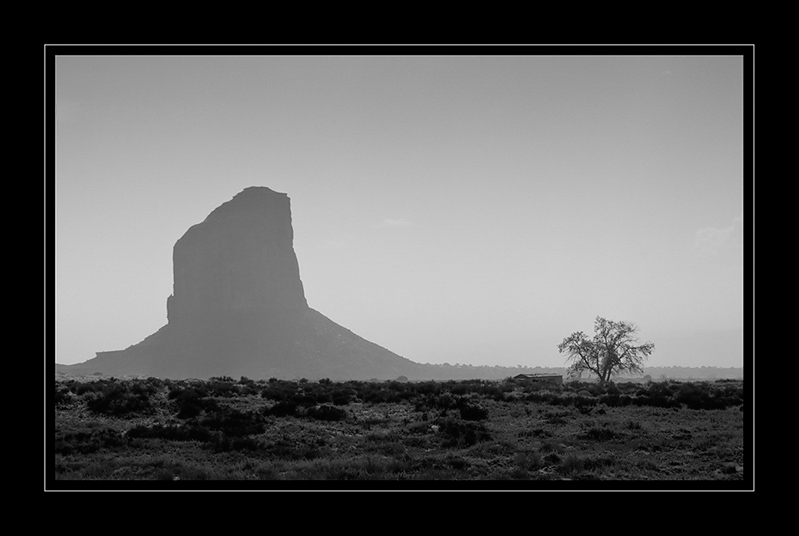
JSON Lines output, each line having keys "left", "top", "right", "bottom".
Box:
{"left": 55, "top": 429, "right": 126, "bottom": 455}
{"left": 169, "top": 385, "right": 219, "bottom": 418}
{"left": 200, "top": 408, "right": 266, "bottom": 437}
{"left": 84, "top": 379, "right": 159, "bottom": 416}
{"left": 673, "top": 382, "right": 739, "bottom": 410}
{"left": 306, "top": 404, "right": 347, "bottom": 421}
{"left": 436, "top": 418, "right": 492, "bottom": 448}
{"left": 580, "top": 425, "right": 620, "bottom": 441}
{"left": 127, "top": 423, "right": 214, "bottom": 443}
{"left": 411, "top": 392, "right": 490, "bottom": 421}
{"left": 459, "top": 402, "right": 489, "bottom": 421}
{"left": 520, "top": 379, "right": 743, "bottom": 410}
{"left": 54, "top": 382, "right": 73, "bottom": 407}
{"left": 260, "top": 378, "right": 356, "bottom": 406}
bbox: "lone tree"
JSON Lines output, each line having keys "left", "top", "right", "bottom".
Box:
{"left": 558, "top": 316, "right": 654, "bottom": 385}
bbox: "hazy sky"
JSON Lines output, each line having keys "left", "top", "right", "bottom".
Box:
{"left": 54, "top": 52, "right": 746, "bottom": 369}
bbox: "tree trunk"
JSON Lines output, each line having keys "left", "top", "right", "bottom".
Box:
{"left": 598, "top": 356, "right": 610, "bottom": 385}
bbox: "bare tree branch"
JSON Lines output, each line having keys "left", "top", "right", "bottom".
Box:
{"left": 558, "top": 316, "right": 654, "bottom": 385}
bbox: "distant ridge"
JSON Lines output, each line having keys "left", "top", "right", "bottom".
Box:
{"left": 56, "top": 358, "right": 743, "bottom": 382}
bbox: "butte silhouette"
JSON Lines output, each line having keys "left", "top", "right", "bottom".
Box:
{"left": 60, "top": 187, "right": 425, "bottom": 380}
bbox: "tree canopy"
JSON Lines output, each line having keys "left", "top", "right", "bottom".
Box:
{"left": 558, "top": 317, "right": 654, "bottom": 385}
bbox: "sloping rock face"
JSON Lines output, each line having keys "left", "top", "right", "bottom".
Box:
{"left": 61, "top": 187, "right": 424, "bottom": 381}
{"left": 167, "top": 187, "right": 308, "bottom": 327}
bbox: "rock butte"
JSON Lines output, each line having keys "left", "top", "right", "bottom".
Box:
{"left": 60, "top": 187, "right": 425, "bottom": 380}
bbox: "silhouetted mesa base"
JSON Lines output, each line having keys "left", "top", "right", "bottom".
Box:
{"left": 61, "top": 307, "right": 424, "bottom": 381}
{"left": 59, "top": 187, "right": 425, "bottom": 381}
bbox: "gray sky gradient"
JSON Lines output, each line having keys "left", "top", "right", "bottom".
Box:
{"left": 55, "top": 54, "right": 746, "bottom": 368}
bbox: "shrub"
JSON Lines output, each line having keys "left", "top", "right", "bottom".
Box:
{"left": 514, "top": 450, "right": 542, "bottom": 471}
{"left": 580, "top": 426, "right": 619, "bottom": 441}
{"left": 169, "top": 386, "right": 218, "bottom": 419}
{"left": 674, "top": 382, "right": 739, "bottom": 410}
{"left": 85, "top": 381, "right": 155, "bottom": 416}
{"left": 449, "top": 382, "right": 471, "bottom": 396}
{"left": 363, "top": 388, "right": 402, "bottom": 404}
{"left": 571, "top": 382, "right": 602, "bottom": 396}
{"left": 127, "top": 423, "right": 214, "bottom": 443}
{"left": 540, "top": 439, "right": 564, "bottom": 454}
{"left": 200, "top": 409, "right": 266, "bottom": 437}
{"left": 54, "top": 382, "right": 73, "bottom": 407}
{"left": 646, "top": 381, "right": 674, "bottom": 398}
{"left": 75, "top": 380, "right": 107, "bottom": 396}
{"left": 632, "top": 381, "right": 680, "bottom": 408}
{"left": 307, "top": 404, "right": 347, "bottom": 421}
{"left": 583, "top": 454, "right": 616, "bottom": 471}
{"left": 169, "top": 383, "right": 209, "bottom": 400}
{"left": 414, "top": 381, "right": 442, "bottom": 397}
{"left": 210, "top": 435, "right": 260, "bottom": 453}
{"left": 625, "top": 419, "right": 643, "bottom": 430}
{"left": 260, "top": 380, "right": 295, "bottom": 402}
{"left": 543, "top": 409, "right": 571, "bottom": 425}
{"left": 459, "top": 403, "right": 489, "bottom": 421}
{"left": 176, "top": 401, "right": 202, "bottom": 419}
{"left": 55, "top": 429, "right": 126, "bottom": 455}
{"left": 266, "top": 400, "right": 298, "bottom": 417}
{"left": 438, "top": 418, "right": 491, "bottom": 447}
{"left": 558, "top": 453, "right": 584, "bottom": 475}
{"left": 263, "top": 439, "right": 299, "bottom": 459}
{"left": 675, "top": 382, "right": 713, "bottom": 409}
{"left": 293, "top": 394, "right": 318, "bottom": 407}
{"left": 237, "top": 377, "right": 260, "bottom": 396}
{"left": 313, "top": 390, "right": 332, "bottom": 404}
{"left": 519, "top": 427, "right": 552, "bottom": 439}
{"left": 524, "top": 390, "right": 557, "bottom": 404}
{"left": 385, "top": 380, "right": 410, "bottom": 393}
{"left": 714, "top": 384, "right": 743, "bottom": 408}
{"left": 446, "top": 455, "right": 469, "bottom": 470}
{"left": 480, "top": 384, "right": 508, "bottom": 401}
{"left": 431, "top": 393, "right": 460, "bottom": 410}
{"left": 543, "top": 452, "right": 561, "bottom": 464}
{"left": 574, "top": 395, "right": 598, "bottom": 410}
{"left": 209, "top": 376, "right": 236, "bottom": 383}
{"left": 206, "top": 377, "right": 240, "bottom": 397}
{"left": 331, "top": 388, "right": 355, "bottom": 406}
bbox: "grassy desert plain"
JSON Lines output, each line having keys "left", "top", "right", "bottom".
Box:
{"left": 51, "top": 374, "right": 746, "bottom": 487}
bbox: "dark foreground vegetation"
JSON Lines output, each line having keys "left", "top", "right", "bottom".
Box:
{"left": 52, "top": 375, "right": 746, "bottom": 485}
